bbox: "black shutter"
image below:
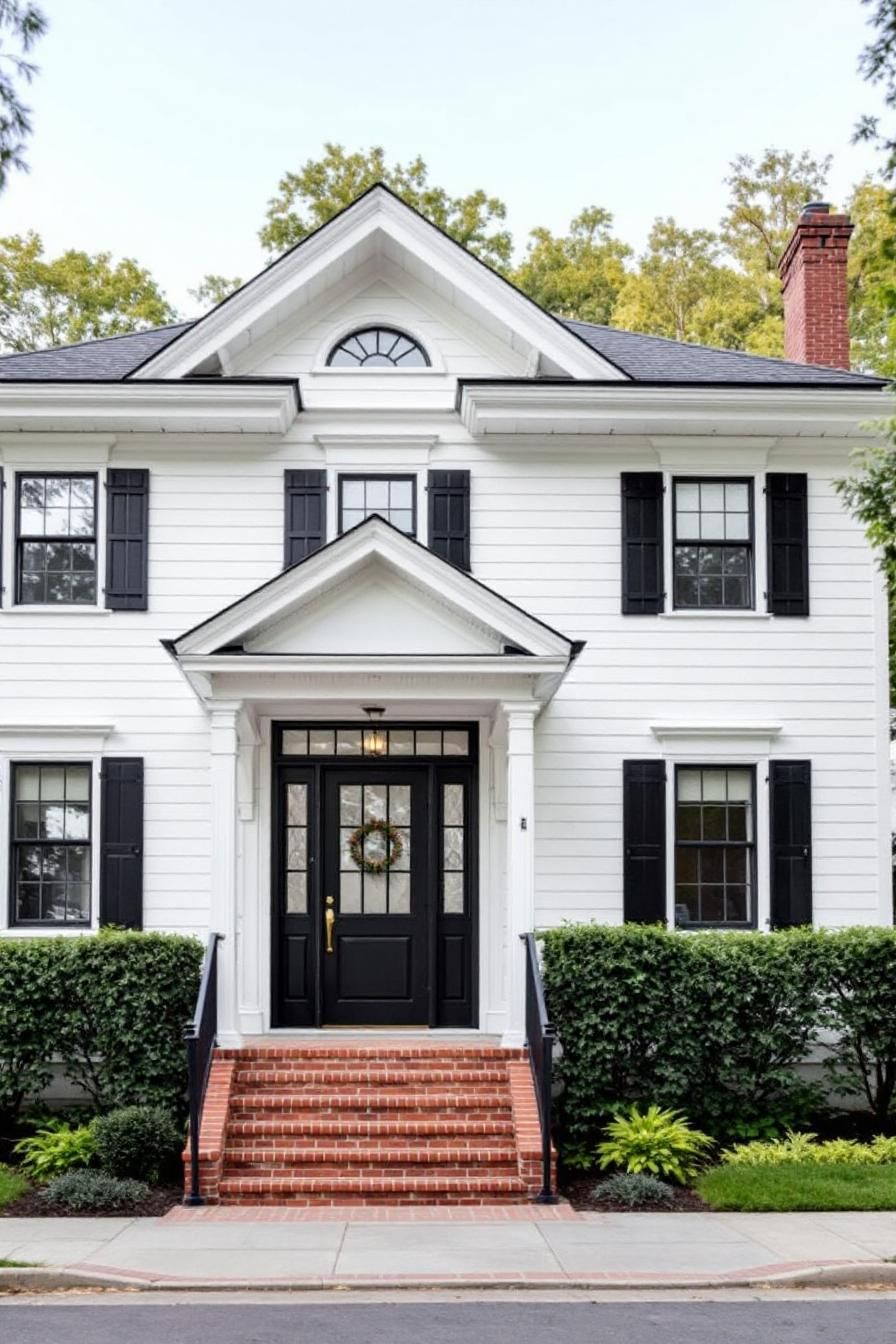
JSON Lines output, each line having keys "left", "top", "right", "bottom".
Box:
{"left": 428, "top": 470, "right": 470, "bottom": 570}
{"left": 105, "top": 469, "right": 149, "bottom": 610}
{"left": 621, "top": 472, "right": 664, "bottom": 614}
{"left": 100, "top": 758, "right": 144, "bottom": 929}
{"left": 284, "top": 470, "right": 326, "bottom": 567}
{"left": 766, "top": 473, "right": 809, "bottom": 616}
{"left": 623, "top": 759, "right": 667, "bottom": 923}
{"left": 769, "top": 760, "right": 812, "bottom": 928}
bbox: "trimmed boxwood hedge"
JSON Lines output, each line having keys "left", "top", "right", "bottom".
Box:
{"left": 0, "top": 930, "right": 203, "bottom": 1123}
{"left": 540, "top": 924, "right": 896, "bottom": 1160}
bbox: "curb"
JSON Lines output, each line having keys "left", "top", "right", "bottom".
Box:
{"left": 2, "top": 1262, "right": 896, "bottom": 1294}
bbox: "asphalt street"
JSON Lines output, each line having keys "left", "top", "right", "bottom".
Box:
{"left": 2, "top": 1300, "right": 896, "bottom": 1343}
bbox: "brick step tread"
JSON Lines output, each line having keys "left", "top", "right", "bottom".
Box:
{"left": 218, "top": 1174, "right": 530, "bottom": 1197}
{"left": 220, "top": 1047, "right": 526, "bottom": 1061}
{"left": 234, "top": 1068, "right": 510, "bottom": 1086}
{"left": 227, "top": 1117, "right": 515, "bottom": 1138}
{"left": 217, "top": 1195, "right": 532, "bottom": 1206}
{"left": 231, "top": 1092, "right": 512, "bottom": 1113}
{"left": 223, "top": 1144, "right": 519, "bottom": 1165}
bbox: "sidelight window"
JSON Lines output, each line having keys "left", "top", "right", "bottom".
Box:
{"left": 16, "top": 474, "right": 97, "bottom": 605}
{"left": 673, "top": 479, "right": 753, "bottom": 609}
{"left": 11, "top": 763, "right": 92, "bottom": 924}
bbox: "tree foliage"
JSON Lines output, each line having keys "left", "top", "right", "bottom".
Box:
{"left": 0, "top": 232, "right": 177, "bottom": 351}
{"left": 512, "top": 206, "right": 630, "bottom": 324}
{"left": 856, "top": 0, "right": 896, "bottom": 179}
{"left": 260, "top": 142, "right": 512, "bottom": 271}
{"left": 0, "top": 0, "right": 46, "bottom": 194}
{"left": 189, "top": 273, "right": 243, "bottom": 311}
{"left": 846, "top": 177, "right": 896, "bottom": 376}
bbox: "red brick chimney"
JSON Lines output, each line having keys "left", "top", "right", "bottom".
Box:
{"left": 778, "top": 202, "right": 854, "bottom": 369}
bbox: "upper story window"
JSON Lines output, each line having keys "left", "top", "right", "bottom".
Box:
{"left": 339, "top": 475, "right": 416, "bottom": 536}
{"left": 674, "top": 766, "right": 755, "bottom": 928}
{"left": 12, "top": 762, "right": 92, "bottom": 925}
{"left": 326, "top": 327, "right": 430, "bottom": 368}
{"left": 16, "top": 474, "right": 97, "bottom": 605}
{"left": 673, "top": 479, "right": 753, "bottom": 610}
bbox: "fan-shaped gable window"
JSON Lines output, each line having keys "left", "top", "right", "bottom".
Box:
{"left": 327, "top": 327, "right": 430, "bottom": 368}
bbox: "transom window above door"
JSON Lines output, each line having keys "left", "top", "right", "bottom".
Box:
{"left": 16, "top": 474, "right": 97, "bottom": 605}
{"left": 326, "top": 327, "right": 430, "bottom": 368}
{"left": 673, "top": 479, "right": 753, "bottom": 610}
{"left": 339, "top": 475, "right": 416, "bottom": 535}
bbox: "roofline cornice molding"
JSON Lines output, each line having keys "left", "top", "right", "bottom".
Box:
{"left": 457, "top": 382, "right": 892, "bottom": 438}
{"left": 0, "top": 380, "right": 300, "bottom": 433}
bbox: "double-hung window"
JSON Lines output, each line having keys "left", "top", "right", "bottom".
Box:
{"left": 673, "top": 479, "right": 753, "bottom": 610}
{"left": 674, "top": 766, "right": 755, "bottom": 928}
{"left": 339, "top": 476, "right": 416, "bottom": 536}
{"left": 11, "top": 763, "right": 92, "bottom": 925}
{"left": 16, "top": 474, "right": 97, "bottom": 605}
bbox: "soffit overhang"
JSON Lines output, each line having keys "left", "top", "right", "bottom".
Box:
{"left": 0, "top": 379, "right": 300, "bottom": 433}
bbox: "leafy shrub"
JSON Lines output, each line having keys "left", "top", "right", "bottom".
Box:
{"left": 0, "top": 931, "right": 202, "bottom": 1121}
{"left": 42, "top": 1169, "right": 148, "bottom": 1211}
{"left": 540, "top": 924, "right": 824, "bottom": 1153}
{"left": 722, "top": 1130, "right": 896, "bottom": 1167}
{"left": 592, "top": 1172, "right": 676, "bottom": 1208}
{"left": 0, "top": 1163, "right": 28, "bottom": 1210}
{"left": 92, "top": 1106, "right": 183, "bottom": 1183}
{"left": 597, "top": 1104, "right": 713, "bottom": 1183}
{"left": 816, "top": 927, "right": 896, "bottom": 1126}
{"left": 13, "top": 1120, "right": 95, "bottom": 1182}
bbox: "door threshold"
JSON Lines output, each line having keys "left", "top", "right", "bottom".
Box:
{"left": 243, "top": 1028, "right": 499, "bottom": 1043}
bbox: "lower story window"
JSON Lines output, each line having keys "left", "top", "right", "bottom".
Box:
{"left": 674, "top": 766, "right": 754, "bottom": 927}
{"left": 11, "top": 763, "right": 92, "bottom": 924}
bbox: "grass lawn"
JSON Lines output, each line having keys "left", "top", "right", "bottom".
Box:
{"left": 0, "top": 1164, "right": 28, "bottom": 1210}
{"left": 698, "top": 1163, "right": 896, "bottom": 1212}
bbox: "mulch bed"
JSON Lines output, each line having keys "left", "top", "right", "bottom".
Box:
{"left": 1, "top": 1184, "right": 182, "bottom": 1219}
{"left": 562, "top": 1173, "right": 710, "bottom": 1212}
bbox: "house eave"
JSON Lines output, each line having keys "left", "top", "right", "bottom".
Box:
{"left": 0, "top": 379, "right": 301, "bottom": 433}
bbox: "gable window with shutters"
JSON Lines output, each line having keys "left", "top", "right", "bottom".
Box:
{"left": 339, "top": 475, "right": 416, "bottom": 536}
{"left": 674, "top": 766, "right": 756, "bottom": 928}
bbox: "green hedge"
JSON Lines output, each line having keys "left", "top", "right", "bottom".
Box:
{"left": 0, "top": 930, "right": 203, "bottom": 1124}
{"left": 540, "top": 924, "right": 896, "bottom": 1161}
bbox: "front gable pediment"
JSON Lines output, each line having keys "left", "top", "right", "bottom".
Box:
{"left": 170, "top": 517, "right": 574, "bottom": 662}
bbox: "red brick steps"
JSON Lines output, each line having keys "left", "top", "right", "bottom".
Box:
{"left": 186, "top": 1043, "right": 553, "bottom": 1207}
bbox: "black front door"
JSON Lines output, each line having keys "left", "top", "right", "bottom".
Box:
{"left": 322, "top": 768, "right": 429, "bottom": 1025}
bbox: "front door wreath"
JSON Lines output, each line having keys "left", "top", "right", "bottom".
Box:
{"left": 348, "top": 819, "right": 404, "bottom": 875}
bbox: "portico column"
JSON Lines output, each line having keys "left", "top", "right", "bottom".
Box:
{"left": 209, "top": 702, "right": 242, "bottom": 1047}
{"left": 502, "top": 701, "right": 538, "bottom": 1047}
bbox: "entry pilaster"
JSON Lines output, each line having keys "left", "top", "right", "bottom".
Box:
{"left": 501, "top": 701, "right": 538, "bottom": 1047}
{"left": 210, "top": 701, "right": 242, "bottom": 1046}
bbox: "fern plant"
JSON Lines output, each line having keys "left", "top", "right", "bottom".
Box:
{"left": 597, "top": 1104, "right": 713, "bottom": 1184}
{"left": 13, "top": 1119, "right": 96, "bottom": 1182}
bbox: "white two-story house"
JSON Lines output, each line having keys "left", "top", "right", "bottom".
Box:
{"left": 0, "top": 187, "right": 889, "bottom": 1054}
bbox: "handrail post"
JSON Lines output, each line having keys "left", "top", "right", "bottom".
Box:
{"left": 521, "top": 932, "right": 559, "bottom": 1204}
{"left": 535, "top": 1021, "right": 557, "bottom": 1204}
{"left": 182, "top": 932, "right": 222, "bottom": 1208}
{"left": 184, "top": 1030, "right": 202, "bottom": 1206}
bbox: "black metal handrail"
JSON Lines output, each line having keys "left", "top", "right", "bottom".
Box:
{"left": 521, "top": 932, "right": 558, "bottom": 1203}
{"left": 183, "top": 932, "right": 223, "bottom": 1206}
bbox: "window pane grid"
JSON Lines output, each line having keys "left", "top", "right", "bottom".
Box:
{"left": 675, "top": 767, "right": 753, "bottom": 928}
{"left": 673, "top": 479, "right": 752, "bottom": 610}
{"left": 339, "top": 783, "right": 411, "bottom": 914}
{"left": 281, "top": 727, "right": 468, "bottom": 758}
{"left": 442, "top": 783, "right": 465, "bottom": 914}
{"left": 12, "top": 763, "right": 91, "bottom": 924}
{"left": 339, "top": 476, "right": 416, "bottom": 536}
{"left": 17, "top": 475, "right": 97, "bottom": 605}
{"left": 327, "top": 327, "right": 429, "bottom": 368}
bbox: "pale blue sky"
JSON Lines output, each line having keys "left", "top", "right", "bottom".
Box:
{"left": 1, "top": 0, "right": 887, "bottom": 314}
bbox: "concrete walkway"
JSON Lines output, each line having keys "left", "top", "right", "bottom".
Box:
{"left": 2, "top": 1206, "right": 896, "bottom": 1289}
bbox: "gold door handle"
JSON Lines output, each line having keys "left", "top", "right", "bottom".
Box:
{"left": 325, "top": 906, "right": 335, "bottom": 954}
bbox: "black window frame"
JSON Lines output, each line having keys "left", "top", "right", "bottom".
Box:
{"left": 673, "top": 763, "right": 757, "bottom": 930}
{"left": 325, "top": 326, "right": 431, "bottom": 368}
{"left": 338, "top": 474, "right": 418, "bottom": 538}
{"left": 15, "top": 471, "right": 99, "bottom": 607}
{"left": 9, "top": 759, "right": 93, "bottom": 927}
{"left": 672, "top": 477, "right": 755, "bottom": 611}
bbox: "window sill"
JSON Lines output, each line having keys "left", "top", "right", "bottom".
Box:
{"left": 657, "top": 611, "right": 772, "bottom": 621}
{"left": 2, "top": 606, "right": 112, "bottom": 616}
{"left": 0, "top": 925, "right": 95, "bottom": 937}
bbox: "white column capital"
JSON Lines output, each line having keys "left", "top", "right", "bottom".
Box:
{"left": 209, "top": 702, "right": 243, "bottom": 756}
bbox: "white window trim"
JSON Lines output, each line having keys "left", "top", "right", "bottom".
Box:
{"left": 326, "top": 468, "right": 428, "bottom": 548}
{"left": 0, "top": 750, "right": 105, "bottom": 935}
{"left": 311, "top": 316, "right": 444, "bottom": 374}
{"left": 2, "top": 466, "right": 108, "bottom": 613}
{"left": 662, "top": 470, "right": 768, "bottom": 617}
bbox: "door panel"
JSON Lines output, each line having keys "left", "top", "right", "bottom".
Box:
{"left": 323, "top": 768, "right": 429, "bottom": 1025}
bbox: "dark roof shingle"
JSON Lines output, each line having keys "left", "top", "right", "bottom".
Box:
{"left": 0, "top": 322, "right": 194, "bottom": 380}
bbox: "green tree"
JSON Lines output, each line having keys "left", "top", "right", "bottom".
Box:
{"left": 260, "top": 143, "right": 512, "bottom": 271}
{"left": 856, "top": 0, "right": 896, "bottom": 178}
{"left": 845, "top": 177, "right": 896, "bottom": 375}
{"left": 511, "top": 206, "right": 631, "bottom": 324}
{"left": 189, "top": 273, "right": 243, "bottom": 310}
{"left": 611, "top": 218, "right": 761, "bottom": 348}
{"left": 836, "top": 435, "right": 896, "bottom": 707}
{"left": 720, "top": 148, "right": 832, "bottom": 332}
{"left": 0, "top": 0, "right": 46, "bottom": 193}
{"left": 0, "top": 233, "right": 177, "bottom": 352}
